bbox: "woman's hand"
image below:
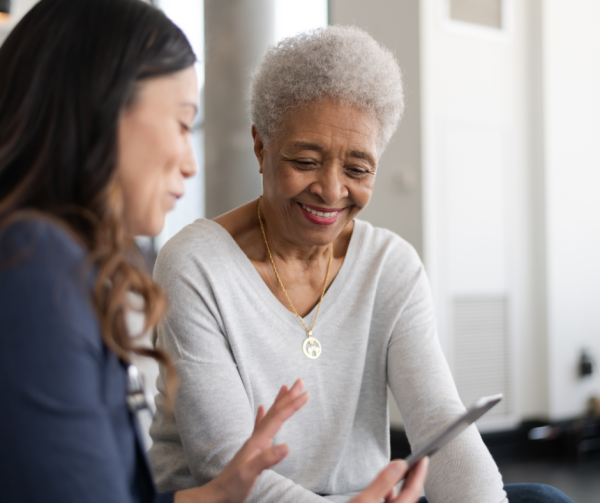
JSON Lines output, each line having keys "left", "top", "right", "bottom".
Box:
{"left": 348, "top": 457, "right": 429, "bottom": 503}
{"left": 174, "top": 379, "right": 309, "bottom": 503}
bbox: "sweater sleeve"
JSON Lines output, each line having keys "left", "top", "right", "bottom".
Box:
{"left": 149, "top": 244, "right": 327, "bottom": 502}
{"left": 0, "top": 221, "right": 140, "bottom": 503}
{"left": 385, "top": 248, "right": 507, "bottom": 503}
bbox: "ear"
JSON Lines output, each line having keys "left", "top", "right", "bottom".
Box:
{"left": 252, "top": 125, "right": 266, "bottom": 174}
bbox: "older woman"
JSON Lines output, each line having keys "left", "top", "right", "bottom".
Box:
{"left": 149, "top": 27, "right": 572, "bottom": 503}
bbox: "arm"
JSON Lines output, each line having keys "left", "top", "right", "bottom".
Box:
{"left": 174, "top": 381, "right": 309, "bottom": 503}
{"left": 0, "top": 222, "right": 136, "bottom": 502}
{"left": 151, "top": 282, "right": 329, "bottom": 502}
{"left": 386, "top": 261, "right": 507, "bottom": 503}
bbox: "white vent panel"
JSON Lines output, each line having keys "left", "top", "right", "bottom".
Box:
{"left": 452, "top": 296, "right": 510, "bottom": 419}
{"left": 449, "top": 0, "right": 503, "bottom": 29}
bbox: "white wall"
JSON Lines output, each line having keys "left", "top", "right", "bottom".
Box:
{"left": 542, "top": 0, "right": 600, "bottom": 420}
{"left": 420, "top": 0, "right": 536, "bottom": 429}
{"left": 0, "top": 0, "right": 39, "bottom": 45}
{"left": 154, "top": 0, "right": 206, "bottom": 248}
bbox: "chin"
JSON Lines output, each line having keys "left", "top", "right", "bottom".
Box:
{"left": 300, "top": 227, "right": 342, "bottom": 247}
{"left": 135, "top": 218, "right": 165, "bottom": 238}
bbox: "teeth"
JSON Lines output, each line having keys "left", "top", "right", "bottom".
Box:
{"left": 302, "top": 204, "right": 338, "bottom": 218}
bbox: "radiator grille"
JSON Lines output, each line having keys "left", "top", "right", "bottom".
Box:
{"left": 452, "top": 296, "right": 510, "bottom": 418}
{"left": 449, "top": 0, "right": 503, "bottom": 29}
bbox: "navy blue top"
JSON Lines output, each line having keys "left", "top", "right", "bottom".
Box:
{"left": 0, "top": 219, "right": 174, "bottom": 503}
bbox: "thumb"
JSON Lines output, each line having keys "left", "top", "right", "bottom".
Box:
{"left": 355, "top": 461, "right": 407, "bottom": 502}
{"left": 242, "top": 443, "right": 289, "bottom": 480}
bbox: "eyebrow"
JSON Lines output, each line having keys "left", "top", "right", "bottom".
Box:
{"left": 289, "top": 141, "right": 376, "bottom": 168}
{"left": 290, "top": 141, "right": 324, "bottom": 152}
{"left": 180, "top": 102, "right": 199, "bottom": 115}
{"left": 349, "top": 149, "right": 376, "bottom": 168}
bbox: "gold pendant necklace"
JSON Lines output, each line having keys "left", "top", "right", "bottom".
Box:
{"left": 257, "top": 196, "right": 333, "bottom": 359}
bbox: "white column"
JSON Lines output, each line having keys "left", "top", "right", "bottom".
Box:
{"left": 329, "top": 0, "right": 423, "bottom": 258}
{"left": 204, "top": 0, "right": 275, "bottom": 218}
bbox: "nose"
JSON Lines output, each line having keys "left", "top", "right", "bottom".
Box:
{"left": 181, "top": 138, "right": 198, "bottom": 179}
{"left": 310, "top": 162, "right": 348, "bottom": 204}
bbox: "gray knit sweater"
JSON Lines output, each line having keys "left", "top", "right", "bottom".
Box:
{"left": 148, "top": 218, "right": 507, "bottom": 503}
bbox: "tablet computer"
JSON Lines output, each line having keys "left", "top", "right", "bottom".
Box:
{"left": 404, "top": 394, "right": 503, "bottom": 470}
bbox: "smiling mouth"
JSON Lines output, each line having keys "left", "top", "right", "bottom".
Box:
{"left": 299, "top": 203, "right": 343, "bottom": 218}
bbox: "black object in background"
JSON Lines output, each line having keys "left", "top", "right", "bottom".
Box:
{"left": 579, "top": 349, "right": 594, "bottom": 378}
{"left": 0, "top": 0, "right": 11, "bottom": 15}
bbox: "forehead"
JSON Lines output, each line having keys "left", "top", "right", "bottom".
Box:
{"left": 277, "top": 100, "right": 379, "bottom": 158}
{"left": 135, "top": 66, "right": 199, "bottom": 112}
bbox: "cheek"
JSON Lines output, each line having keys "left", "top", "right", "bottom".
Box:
{"left": 263, "top": 159, "right": 303, "bottom": 198}
{"left": 118, "top": 137, "right": 178, "bottom": 234}
{"left": 350, "top": 176, "right": 376, "bottom": 207}
{"left": 279, "top": 167, "right": 312, "bottom": 196}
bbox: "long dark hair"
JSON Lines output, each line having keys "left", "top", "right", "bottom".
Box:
{"left": 0, "top": 0, "right": 196, "bottom": 394}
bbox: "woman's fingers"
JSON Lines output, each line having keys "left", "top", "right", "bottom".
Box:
{"left": 384, "top": 486, "right": 397, "bottom": 502}
{"left": 206, "top": 382, "right": 308, "bottom": 503}
{"left": 274, "top": 384, "right": 288, "bottom": 402}
{"left": 205, "top": 443, "right": 291, "bottom": 503}
{"left": 241, "top": 443, "right": 290, "bottom": 480}
{"left": 349, "top": 461, "right": 407, "bottom": 503}
{"left": 252, "top": 383, "right": 292, "bottom": 433}
{"left": 391, "top": 457, "right": 428, "bottom": 503}
{"left": 383, "top": 486, "right": 397, "bottom": 503}
{"left": 235, "top": 381, "right": 309, "bottom": 462}
{"left": 253, "top": 405, "right": 266, "bottom": 432}
{"left": 253, "top": 380, "right": 308, "bottom": 440}
{"left": 249, "top": 392, "right": 309, "bottom": 453}
{"left": 270, "top": 379, "right": 303, "bottom": 410}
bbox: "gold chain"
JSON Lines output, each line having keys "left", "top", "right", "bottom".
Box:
{"left": 257, "top": 196, "right": 333, "bottom": 337}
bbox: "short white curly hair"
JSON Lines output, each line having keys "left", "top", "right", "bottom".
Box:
{"left": 249, "top": 25, "right": 404, "bottom": 155}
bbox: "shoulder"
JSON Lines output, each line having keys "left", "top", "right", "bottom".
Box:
{"left": 154, "top": 219, "right": 242, "bottom": 295}
{"left": 155, "top": 219, "right": 236, "bottom": 273}
{"left": 0, "top": 217, "right": 100, "bottom": 350}
{"left": 0, "top": 217, "right": 86, "bottom": 265}
{"left": 353, "top": 220, "right": 433, "bottom": 319}
{"left": 353, "top": 218, "right": 423, "bottom": 273}
{"left": 158, "top": 218, "right": 226, "bottom": 255}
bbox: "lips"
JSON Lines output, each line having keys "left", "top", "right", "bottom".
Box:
{"left": 166, "top": 192, "right": 183, "bottom": 210}
{"left": 298, "top": 202, "right": 345, "bottom": 226}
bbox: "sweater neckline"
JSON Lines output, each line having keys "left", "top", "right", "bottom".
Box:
{"left": 203, "top": 218, "right": 367, "bottom": 334}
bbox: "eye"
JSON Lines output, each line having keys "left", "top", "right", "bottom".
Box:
{"left": 346, "top": 166, "right": 369, "bottom": 177}
{"left": 179, "top": 122, "right": 192, "bottom": 134}
{"left": 293, "top": 160, "right": 318, "bottom": 169}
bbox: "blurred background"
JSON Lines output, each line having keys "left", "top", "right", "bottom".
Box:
{"left": 2, "top": 0, "right": 599, "bottom": 501}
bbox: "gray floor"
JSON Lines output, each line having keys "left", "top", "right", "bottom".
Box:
{"left": 498, "top": 457, "right": 600, "bottom": 503}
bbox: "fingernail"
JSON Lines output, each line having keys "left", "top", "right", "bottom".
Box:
{"left": 389, "top": 460, "right": 406, "bottom": 477}
{"left": 275, "top": 443, "right": 289, "bottom": 457}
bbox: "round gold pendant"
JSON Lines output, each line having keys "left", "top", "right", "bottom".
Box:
{"left": 303, "top": 336, "right": 322, "bottom": 359}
